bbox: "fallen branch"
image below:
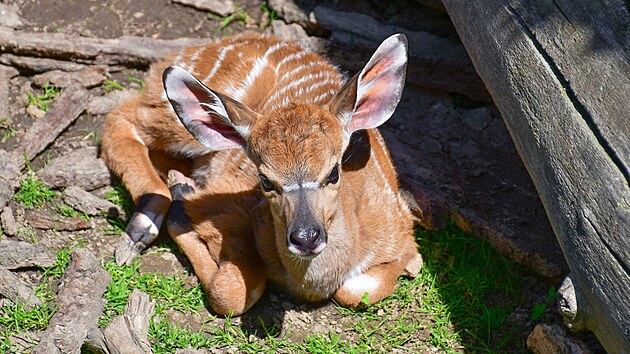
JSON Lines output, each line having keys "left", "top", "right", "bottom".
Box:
{"left": 32, "top": 248, "right": 111, "bottom": 354}
{"left": 0, "top": 268, "right": 43, "bottom": 310}
{"left": 15, "top": 84, "right": 88, "bottom": 164}
{"left": 0, "top": 27, "right": 212, "bottom": 68}
{"left": 0, "top": 240, "right": 57, "bottom": 269}
{"left": 85, "top": 289, "right": 155, "bottom": 354}
{"left": 0, "top": 53, "right": 87, "bottom": 73}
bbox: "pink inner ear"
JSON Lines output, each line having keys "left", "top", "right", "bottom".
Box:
{"left": 177, "top": 99, "right": 244, "bottom": 150}
{"left": 199, "top": 118, "right": 246, "bottom": 147}
{"left": 361, "top": 57, "right": 392, "bottom": 83}
{"left": 348, "top": 76, "right": 397, "bottom": 132}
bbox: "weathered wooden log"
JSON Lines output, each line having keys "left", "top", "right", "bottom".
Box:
{"left": 0, "top": 268, "right": 43, "bottom": 310}
{"left": 0, "top": 240, "right": 57, "bottom": 269}
{"left": 33, "top": 248, "right": 111, "bottom": 354}
{"left": 0, "top": 53, "right": 87, "bottom": 73}
{"left": 84, "top": 289, "right": 155, "bottom": 354}
{"left": 441, "top": 0, "right": 630, "bottom": 352}
{"left": 0, "top": 27, "right": 212, "bottom": 68}
{"left": 16, "top": 84, "right": 88, "bottom": 162}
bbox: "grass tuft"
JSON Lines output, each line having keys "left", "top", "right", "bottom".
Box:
{"left": 0, "top": 244, "right": 76, "bottom": 352}
{"left": 13, "top": 176, "right": 60, "bottom": 208}
{"left": 27, "top": 83, "right": 62, "bottom": 113}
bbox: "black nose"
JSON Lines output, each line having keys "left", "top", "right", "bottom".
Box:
{"left": 289, "top": 227, "right": 322, "bottom": 253}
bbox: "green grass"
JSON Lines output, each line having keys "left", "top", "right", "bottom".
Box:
{"left": 105, "top": 184, "right": 133, "bottom": 216}
{"left": 92, "top": 224, "right": 528, "bottom": 353}
{"left": 104, "top": 183, "right": 134, "bottom": 235}
{"left": 0, "top": 117, "right": 17, "bottom": 141}
{"left": 414, "top": 225, "right": 523, "bottom": 352}
{"left": 531, "top": 287, "right": 557, "bottom": 321}
{"left": 0, "top": 222, "right": 530, "bottom": 352}
{"left": 261, "top": 1, "right": 277, "bottom": 28}
{"left": 99, "top": 260, "right": 207, "bottom": 327}
{"left": 102, "top": 79, "right": 125, "bottom": 91}
{"left": 27, "top": 83, "right": 62, "bottom": 113}
{"left": 12, "top": 176, "right": 60, "bottom": 208}
{"left": 0, "top": 244, "right": 75, "bottom": 352}
{"left": 210, "top": 7, "right": 249, "bottom": 30}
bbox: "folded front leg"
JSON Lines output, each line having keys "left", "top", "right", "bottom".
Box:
{"left": 333, "top": 260, "right": 403, "bottom": 308}
{"left": 168, "top": 171, "right": 267, "bottom": 316}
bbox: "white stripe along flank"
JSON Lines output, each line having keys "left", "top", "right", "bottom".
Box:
{"left": 230, "top": 42, "right": 289, "bottom": 102}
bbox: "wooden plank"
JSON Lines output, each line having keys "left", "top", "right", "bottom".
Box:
{"left": 442, "top": 0, "right": 630, "bottom": 352}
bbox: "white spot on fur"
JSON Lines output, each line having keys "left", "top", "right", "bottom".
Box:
{"left": 282, "top": 181, "right": 320, "bottom": 193}
{"left": 232, "top": 42, "right": 288, "bottom": 102}
{"left": 345, "top": 252, "right": 374, "bottom": 281}
{"left": 201, "top": 41, "right": 251, "bottom": 83}
{"left": 130, "top": 126, "right": 145, "bottom": 146}
{"left": 134, "top": 212, "right": 160, "bottom": 237}
{"left": 342, "top": 274, "right": 380, "bottom": 296}
{"left": 187, "top": 46, "right": 206, "bottom": 73}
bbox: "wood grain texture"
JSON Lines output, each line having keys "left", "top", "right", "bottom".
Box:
{"left": 0, "top": 27, "right": 211, "bottom": 68}
{"left": 33, "top": 249, "right": 111, "bottom": 354}
{"left": 441, "top": 0, "right": 630, "bottom": 351}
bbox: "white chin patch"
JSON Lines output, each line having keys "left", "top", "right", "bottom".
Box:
{"left": 342, "top": 274, "right": 380, "bottom": 296}
{"left": 288, "top": 242, "right": 327, "bottom": 259}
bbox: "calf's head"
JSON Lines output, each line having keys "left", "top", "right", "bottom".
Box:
{"left": 163, "top": 34, "right": 408, "bottom": 259}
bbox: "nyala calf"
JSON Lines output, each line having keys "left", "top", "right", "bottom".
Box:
{"left": 100, "top": 32, "right": 420, "bottom": 315}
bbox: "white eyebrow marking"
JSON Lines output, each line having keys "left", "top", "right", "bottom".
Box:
{"left": 282, "top": 181, "right": 320, "bottom": 193}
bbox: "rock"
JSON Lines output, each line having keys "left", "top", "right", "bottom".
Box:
{"left": 0, "top": 3, "right": 22, "bottom": 28}
{"left": 32, "top": 66, "right": 108, "bottom": 89}
{"left": 403, "top": 253, "right": 423, "bottom": 278}
{"left": 87, "top": 89, "right": 132, "bottom": 115}
{"left": 312, "top": 6, "right": 490, "bottom": 102}
{"left": 25, "top": 209, "right": 92, "bottom": 231}
{"left": 0, "top": 65, "right": 19, "bottom": 123}
{"left": 26, "top": 104, "right": 46, "bottom": 118}
{"left": 38, "top": 146, "right": 111, "bottom": 191}
{"left": 0, "top": 239, "right": 57, "bottom": 269}
{"left": 527, "top": 323, "right": 593, "bottom": 354}
{"left": 63, "top": 186, "right": 122, "bottom": 217}
{"left": 172, "top": 0, "right": 237, "bottom": 17}
{"left": 268, "top": 0, "right": 321, "bottom": 35}
{"left": 1, "top": 206, "right": 18, "bottom": 236}
{"left": 271, "top": 20, "right": 325, "bottom": 52}
{"left": 138, "top": 251, "right": 183, "bottom": 276}
{"left": 176, "top": 349, "right": 213, "bottom": 354}
{"left": 462, "top": 107, "right": 493, "bottom": 132}
{"left": 0, "top": 268, "right": 42, "bottom": 310}
{"left": 0, "top": 149, "right": 20, "bottom": 208}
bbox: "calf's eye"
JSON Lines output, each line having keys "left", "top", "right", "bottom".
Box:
{"left": 259, "top": 174, "right": 275, "bottom": 192}
{"left": 326, "top": 164, "right": 339, "bottom": 185}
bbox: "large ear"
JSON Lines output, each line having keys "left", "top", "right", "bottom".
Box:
{"left": 162, "top": 66, "right": 260, "bottom": 151}
{"left": 328, "top": 34, "right": 407, "bottom": 136}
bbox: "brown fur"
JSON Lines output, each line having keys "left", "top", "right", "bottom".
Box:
{"left": 101, "top": 32, "right": 418, "bottom": 315}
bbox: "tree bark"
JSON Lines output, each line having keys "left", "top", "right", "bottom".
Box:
{"left": 441, "top": 0, "right": 630, "bottom": 352}
{"left": 33, "top": 248, "right": 111, "bottom": 354}
{"left": 84, "top": 289, "right": 155, "bottom": 354}
{"left": 0, "top": 27, "right": 211, "bottom": 68}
